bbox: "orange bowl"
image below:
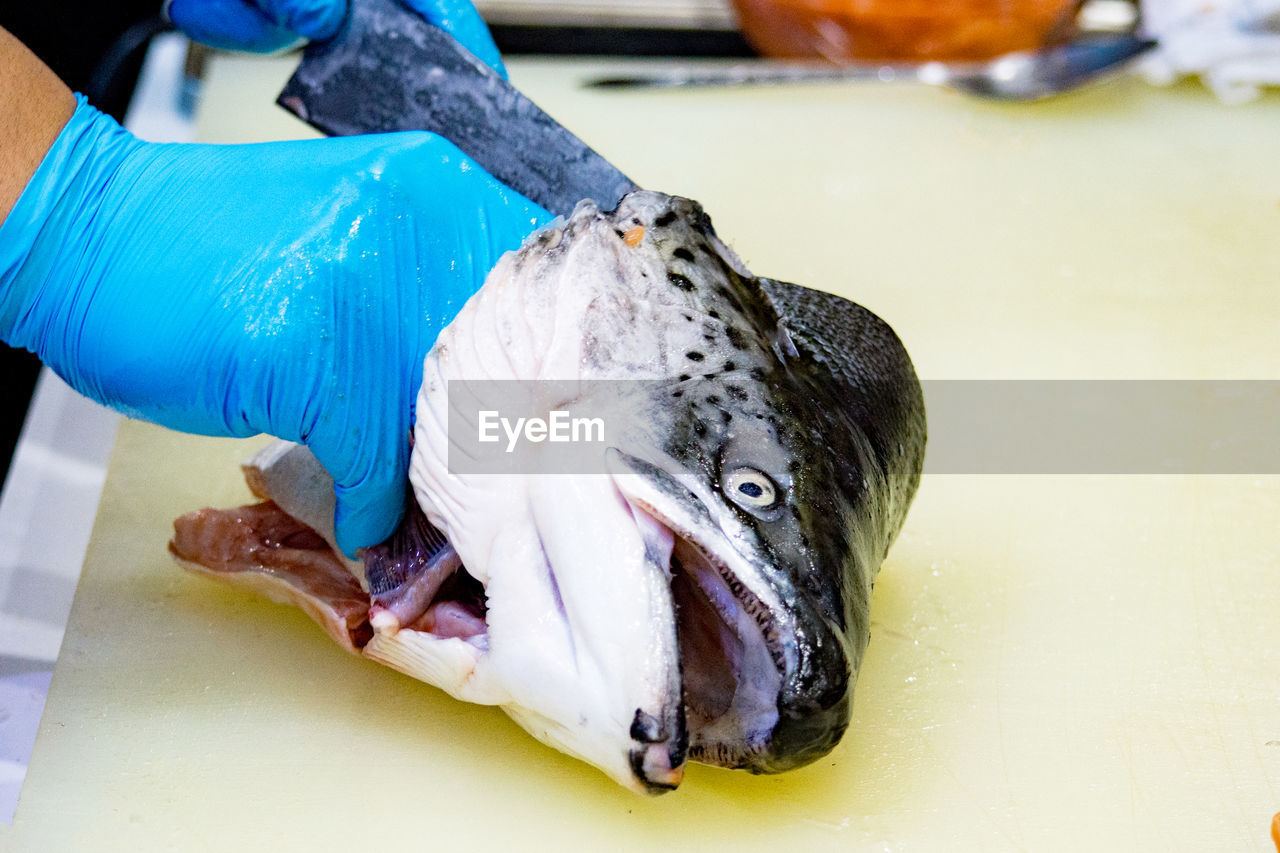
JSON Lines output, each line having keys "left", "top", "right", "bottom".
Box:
{"left": 730, "top": 0, "right": 1081, "bottom": 62}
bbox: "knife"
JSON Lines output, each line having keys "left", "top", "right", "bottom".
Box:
{"left": 277, "top": 0, "right": 639, "bottom": 218}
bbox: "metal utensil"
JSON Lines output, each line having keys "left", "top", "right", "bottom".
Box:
{"left": 586, "top": 33, "right": 1157, "bottom": 101}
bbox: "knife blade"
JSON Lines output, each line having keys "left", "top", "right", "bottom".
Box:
{"left": 277, "top": 0, "right": 639, "bottom": 217}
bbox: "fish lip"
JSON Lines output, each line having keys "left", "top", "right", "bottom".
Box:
{"left": 606, "top": 499, "right": 689, "bottom": 791}
{"left": 628, "top": 737, "right": 687, "bottom": 794}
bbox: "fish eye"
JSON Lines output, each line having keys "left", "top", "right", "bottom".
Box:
{"left": 724, "top": 467, "right": 779, "bottom": 511}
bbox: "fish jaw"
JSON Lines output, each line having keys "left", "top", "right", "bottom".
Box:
{"left": 408, "top": 460, "right": 687, "bottom": 793}
{"left": 606, "top": 448, "right": 856, "bottom": 774}
{"left": 404, "top": 193, "right": 705, "bottom": 791}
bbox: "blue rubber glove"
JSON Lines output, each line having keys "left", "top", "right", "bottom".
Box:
{"left": 0, "top": 97, "right": 550, "bottom": 555}
{"left": 165, "top": 0, "right": 507, "bottom": 77}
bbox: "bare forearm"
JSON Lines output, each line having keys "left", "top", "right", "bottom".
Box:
{"left": 0, "top": 26, "right": 75, "bottom": 223}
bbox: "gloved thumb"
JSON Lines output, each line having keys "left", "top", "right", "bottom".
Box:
{"left": 166, "top": 0, "right": 346, "bottom": 52}
{"left": 332, "top": 467, "right": 407, "bottom": 559}
{"left": 400, "top": 0, "right": 508, "bottom": 78}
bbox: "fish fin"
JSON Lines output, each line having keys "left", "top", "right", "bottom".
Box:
{"left": 240, "top": 441, "right": 366, "bottom": 579}
{"left": 361, "top": 494, "right": 451, "bottom": 595}
{"left": 170, "top": 501, "right": 373, "bottom": 653}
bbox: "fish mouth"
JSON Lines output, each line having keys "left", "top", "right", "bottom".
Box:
{"left": 370, "top": 468, "right": 807, "bottom": 783}
{"left": 368, "top": 448, "right": 850, "bottom": 780}
{"left": 662, "top": 506, "right": 784, "bottom": 767}
{"left": 605, "top": 450, "right": 797, "bottom": 772}
{"left": 607, "top": 448, "right": 856, "bottom": 775}
{"left": 361, "top": 468, "right": 804, "bottom": 789}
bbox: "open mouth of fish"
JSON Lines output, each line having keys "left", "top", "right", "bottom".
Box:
{"left": 170, "top": 444, "right": 790, "bottom": 794}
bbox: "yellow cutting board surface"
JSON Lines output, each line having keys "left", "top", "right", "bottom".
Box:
{"left": 3, "top": 56, "right": 1279, "bottom": 851}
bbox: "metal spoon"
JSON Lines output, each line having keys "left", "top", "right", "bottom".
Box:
{"left": 585, "top": 33, "right": 1156, "bottom": 101}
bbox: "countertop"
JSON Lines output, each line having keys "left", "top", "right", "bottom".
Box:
{"left": 2, "top": 54, "right": 1278, "bottom": 850}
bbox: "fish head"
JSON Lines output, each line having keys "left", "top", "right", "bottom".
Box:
{"left": 408, "top": 191, "right": 923, "bottom": 789}
{"left": 591, "top": 194, "right": 907, "bottom": 772}
{"left": 606, "top": 370, "right": 889, "bottom": 773}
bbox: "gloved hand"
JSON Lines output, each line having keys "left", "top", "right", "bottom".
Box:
{"left": 165, "top": 0, "right": 507, "bottom": 76}
{"left": 0, "top": 96, "right": 550, "bottom": 555}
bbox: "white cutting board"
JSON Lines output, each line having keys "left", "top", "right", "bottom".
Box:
{"left": 2, "top": 56, "right": 1277, "bottom": 851}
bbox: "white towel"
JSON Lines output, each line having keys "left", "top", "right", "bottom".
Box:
{"left": 1139, "top": 0, "right": 1280, "bottom": 103}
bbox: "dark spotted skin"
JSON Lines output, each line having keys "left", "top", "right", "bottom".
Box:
{"left": 592, "top": 192, "right": 926, "bottom": 773}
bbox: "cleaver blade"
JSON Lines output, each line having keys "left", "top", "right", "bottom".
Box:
{"left": 276, "top": 0, "right": 640, "bottom": 218}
